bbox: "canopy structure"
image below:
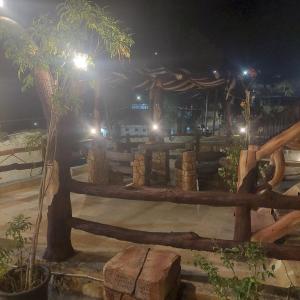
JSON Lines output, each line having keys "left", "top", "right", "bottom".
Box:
{"left": 131, "top": 67, "right": 226, "bottom": 124}
{"left": 113, "top": 67, "right": 230, "bottom": 123}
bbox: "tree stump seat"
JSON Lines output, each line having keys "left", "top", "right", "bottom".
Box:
{"left": 103, "top": 246, "right": 181, "bottom": 300}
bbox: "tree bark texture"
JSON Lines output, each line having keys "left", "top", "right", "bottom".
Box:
{"left": 33, "top": 68, "right": 55, "bottom": 124}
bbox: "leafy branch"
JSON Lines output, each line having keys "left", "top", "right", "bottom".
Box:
{"left": 194, "top": 243, "right": 275, "bottom": 300}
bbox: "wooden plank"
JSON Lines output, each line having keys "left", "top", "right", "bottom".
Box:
{"left": 0, "top": 161, "right": 43, "bottom": 172}
{"left": 69, "top": 179, "right": 300, "bottom": 210}
{"left": 70, "top": 217, "right": 300, "bottom": 261}
{"left": 0, "top": 146, "right": 41, "bottom": 157}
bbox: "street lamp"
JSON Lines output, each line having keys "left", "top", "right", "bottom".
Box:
{"left": 73, "top": 53, "right": 89, "bottom": 71}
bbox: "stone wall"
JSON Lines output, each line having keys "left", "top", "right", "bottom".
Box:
{"left": 87, "top": 141, "right": 109, "bottom": 185}
{"left": 152, "top": 152, "right": 166, "bottom": 174}
{"left": 176, "top": 151, "right": 197, "bottom": 191}
{"left": 133, "top": 153, "right": 146, "bottom": 187}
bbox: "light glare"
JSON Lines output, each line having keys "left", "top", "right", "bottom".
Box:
{"left": 73, "top": 53, "right": 88, "bottom": 71}
{"left": 243, "top": 70, "right": 248, "bottom": 76}
{"left": 90, "top": 127, "right": 97, "bottom": 135}
{"left": 0, "top": 0, "right": 4, "bottom": 8}
{"left": 152, "top": 123, "right": 159, "bottom": 131}
{"left": 239, "top": 127, "right": 246, "bottom": 134}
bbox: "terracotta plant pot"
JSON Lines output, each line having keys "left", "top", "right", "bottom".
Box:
{"left": 0, "top": 265, "right": 50, "bottom": 300}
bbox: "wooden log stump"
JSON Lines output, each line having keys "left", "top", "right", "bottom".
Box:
{"left": 103, "top": 246, "right": 181, "bottom": 300}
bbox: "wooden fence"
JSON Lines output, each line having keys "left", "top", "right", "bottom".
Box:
{"left": 40, "top": 121, "right": 300, "bottom": 262}
{"left": 0, "top": 146, "right": 43, "bottom": 173}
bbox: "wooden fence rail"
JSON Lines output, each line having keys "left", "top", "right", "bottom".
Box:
{"left": 70, "top": 217, "right": 300, "bottom": 261}
{"left": 0, "top": 161, "right": 43, "bottom": 172}
{"left": 0, "top": 146, "right": 40, "bottom": 157}
{"left": 69, "top": 179, "right": 300, "bottom": 210}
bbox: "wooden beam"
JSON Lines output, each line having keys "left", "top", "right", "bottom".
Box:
{"left": 69, "top": 180, "right": 300, "bottom": 210}
{"left": 0, "top": 161, "right": 43, "bottom": 172}
{"left": 256, "top": 121, "right": 300, "bottom": 160}
{"left": 70, "top": 217, "right": 300, "bottom": 261}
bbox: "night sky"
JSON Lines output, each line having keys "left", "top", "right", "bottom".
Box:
{"left": 1, "top": 0, "right": 300, "bottom": 130}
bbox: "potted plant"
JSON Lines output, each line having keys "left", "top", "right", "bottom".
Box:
{"left": 0, "top": 215, "right": 51, "bottom": 300}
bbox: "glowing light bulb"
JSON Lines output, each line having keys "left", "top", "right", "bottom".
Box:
{"left": 73, "top": 53, "right": 88, "bottom": 71}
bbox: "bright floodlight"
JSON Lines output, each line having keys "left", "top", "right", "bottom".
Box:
{"left": 0, "top": 0, "right": 4, "bottom": 8}
{"left": 90, "top": 127, "right": 97, "bottom": 135}
{"left": 136, "top": 95, "right": 142, "bottom": 101}
{"left": 239, "top": 127, "right": 247, "bottom": 134}
{"left": 152, "top": 123, "right": 159, "bottom": 131}
{"left": 243, "top": 70, "right": 248, "bottom": 76}
{"left": 73, "top": 53, "right": 88, "bottom": 71}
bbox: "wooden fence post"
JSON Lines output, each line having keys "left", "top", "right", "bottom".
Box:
{"left": 234, "top": 146, "right": 258, "bottom": 241}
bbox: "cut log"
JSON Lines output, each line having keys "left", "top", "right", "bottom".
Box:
{"left": 70, "top": 217, "right": 300, "bottom": 261}
{"left": 69, "top": 179, "right": 300, "bottom": 210}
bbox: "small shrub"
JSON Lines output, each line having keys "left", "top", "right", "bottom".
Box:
{"left": 194, "top": 243, "right": 275, "bottom": 300}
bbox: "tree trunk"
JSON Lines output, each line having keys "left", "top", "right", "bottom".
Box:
{"left": 88, "top": 79, "right": 109, "bottom": 185}
{"left": 150, "top": 80, "right": 163, "bottom": 124}
{"left": 43, "top": 115, "right": 75, "bottom": 261}
{"left": 33, "top": 68, "right": 54, "bottom": 124}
